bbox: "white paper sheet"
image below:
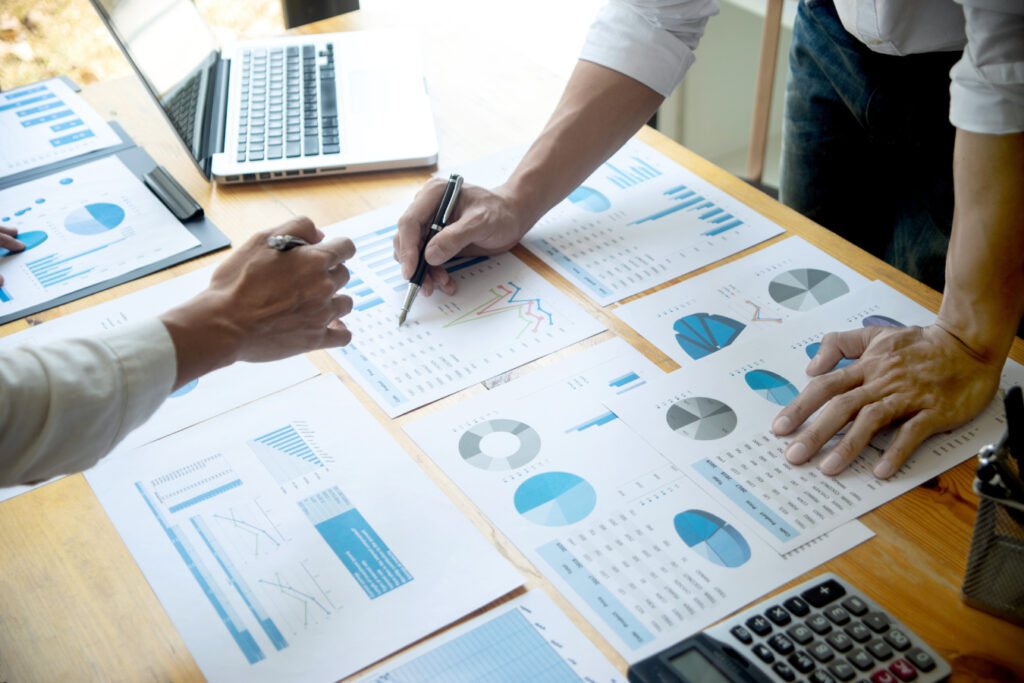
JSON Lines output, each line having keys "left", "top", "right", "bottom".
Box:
{"left": 85, "top": 375, "right": 523, "bottom": 683}
{"left": 0, "top": 265, "right": 319, "bottom": 504}
{"left": 449, "top": 138, "right": 785, "bottom": 306}
{"left": 613, "top": 236, "right": 870, "bottom": 367}
{"left": 355, "top": 590, "right": 625, "bottom": 682}
{"left": 404, "top": 339, "right": 874, "bottom": 662}
{"left": 322, "top": 203, "right": 606, "bottom": 417}
{"left": 0, "top": 156, "right": 200, "bottom": 318}
{"left": 609, "top": 281, "right": 1024, "bottom": 552}
{"left": 0, "top": 77, "right": 122, "bottom": 180}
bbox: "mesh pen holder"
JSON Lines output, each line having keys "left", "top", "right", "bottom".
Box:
{"left": 961, "top": 457, "right": 1024, "bottom": 626}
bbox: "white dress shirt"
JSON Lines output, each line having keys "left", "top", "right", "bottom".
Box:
{"left": 580, "top": 0, "right": 1024, "bottom": 134}
{"left": 0, "top": 319, "right": 176, "bottom": 486}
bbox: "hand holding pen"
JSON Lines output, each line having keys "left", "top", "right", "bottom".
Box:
{"left": 397, "top": 173, "right": 463, "bottom": 325}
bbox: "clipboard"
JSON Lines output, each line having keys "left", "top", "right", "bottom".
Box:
{"left": 0, "top": 77, "right": 230, "bottom": 326}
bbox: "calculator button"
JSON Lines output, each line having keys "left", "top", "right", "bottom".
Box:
{"left": 730, "top": 625, "right": 753, "bottom": 644}
{"left": 847, "top": 648, "right": 875, "bottom": 671}
{"left": 889, "top": 659, "right": 918, "bottom": 681}
{"left": 766, "top": 605, "right": 792, "bottom": 626}
{"left": 784, "top": 596, "right": 811, "bottom": 616}
{"left": 845, "top": 622, "right": 873, "bottom": 643}
{"left": 807, "top": 614, "right": 833, "bottom": 634}
{"left": 810, "top": 670, "right": 837, "bottom": 683}
{"left": 787, "top": 624, "right": 814, "bottom": 645}
{"left": 768, "top": 633, "right": 795, "bottom": 655}
{"left": 826, "top": 605, "right": 852, "bottom": 625}
{"left": 826, "top": 631, "right": 854, "bottom": 652}
{"left": 773, "top": 661, "right": 797, "bottom": 682}
{"left": 883, "top": 629, "right": 911, "bottom": 651}
{"left": 863, "top": 612, "right": 890, "bottom": 633}
{"left": 867, "top": 638, "right": 894, "bottom": 661}
{"left": 746, "top": 615, "right": 773, "bottom": 636}
{"left": 809, "top": 640, "right": 835, "bottom": 662}
{"left": 788, "top": 652, "right": 816, "bottom": 674}
{"left": 870, "top": 670, "right": 898, "bottom": 683}
{"left": 752, "top": 643, "right": 775, "bottom": 663}
{"left": 802, "top": 578, "right": 847, "bottom": 608}
{"left": 905, "top": 648, "right": 936, "bottom": 672}
{"left": 829, "top": 660, "right": 857, "bottom": 681}
{"left": 842, "top": 596, "right": 869, "bottom": 616}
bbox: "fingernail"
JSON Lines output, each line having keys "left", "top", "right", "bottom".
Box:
{"left": 820, "top": 451, "right": 844, "bottom": 475}
{"left": 874, "top": 460, "right": 896, "bottom": 479}
{"left": 785, "top": 442, "right": 807, "bottom": 464}
{"left": 772, "top": 416, "right": 792, "bottom": 435}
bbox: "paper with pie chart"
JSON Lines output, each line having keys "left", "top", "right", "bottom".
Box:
{"left": 0, "top": 155, "right": 199, "bottom": 319}
{"left": 610, "top": 280, "right": 1024, "bottom": 553}
{"left": 613, "top": 237, "right": 869, "bottom": 368}
{"left": 405, "top": 338, "right": 873, "bottom": 661}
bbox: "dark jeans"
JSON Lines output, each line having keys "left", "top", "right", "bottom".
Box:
{"left": 779, "top": 0, "right": 961, "bottom": 292}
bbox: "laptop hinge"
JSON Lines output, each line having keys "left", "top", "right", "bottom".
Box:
{"left": 202, "top": 57, "right": 230, "bottom": 162}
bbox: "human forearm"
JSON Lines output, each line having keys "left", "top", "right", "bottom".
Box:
{"left": 937, "top": 130, "right": 1024, "bottom": 361}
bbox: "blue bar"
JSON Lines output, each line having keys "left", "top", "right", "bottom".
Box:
{"left": 444, "top": 255, "right": 488, "bottom": 274}
{"left": 609, "top": 371, "right": 640, "bottom": 387}
{"left": 617, "top": 380, "right": 646, "bottom": 394}
{"left": 360, "top": 245, "right": 393, "bottom": 260}
{"left": 10, "top": 93, "right": 56, "bottom": 110}
{"left": 609, "top": 177, "right": 626, "bottom": 189}
{"left": 355, "top": 297, "right": 383, "bottom": 311}
{"left": 675, "top": 195, "right": 705, "bottom": 209}
{"left": 37, "top": 267, "right": 74, "bottom": 283}
{"left": 634, "top": 157, "right": 662, "bottom": 176}
{"left": 17, "top": 100, "right": 64, "bottom": 116}
{"left": 41, "top": 268, "right": 93, "bottom": 287}
{"left": 384, "top": 273, "right": 404, "bottom": 284}
{"left": 368, "top": 256, "right": 394, "bottom": 269}
{"left": 627, "top": 203, "right": 690, "bottom": 225}
{"left": 671, "top": 190, "right": 696, "bottom": 202}
{"left": 355, "top": 287, "right": 373, "bottom": 297}
{"left": 51, "top": 118, "right": 84, "bottom": 132}
{"left": 334, "top": 343, "right": 408, "bottom": 408}
{"left": 4, "top": 85, "right": 47, "bottom": 99}
{"left": 392, "top": 282, "right": 408, "bottom": 292}
{"left": 0, "top": 102, "right": 21, "bottom": 112}
{"left": 345, "top": 277, "right": 364, "bottom": 288}
{"left": 537, "top": 540, "right": 654, "bottom": 649}
{"left": 352, "top": 224, "right": 397, "bottom": 244}
{"left": 51, "top": 129, "right": 95, "bottom": 147}
{"left": 699, "top": 207, "right": 723, "bottom": 220}
{"left": 0, "top": 287, "right": 11, "bottom": 303}
{"left": 378, "top": 262, "right": 401, "bottom": 275}
{"left": 26, "top": 253, "right": 57, "bottom": 267}
{"left": 664, "top": 185, "right": 688, "bottom": 195}
{"left": 711, "top": 213, "right": 734, "bottom": 224}
{"left": 688, "top": 201, "right": 714, "bottom": 212}
{"left": 168, "top": 479, "right": 243, "bottom": 513}
{"left": 692, "top": 458, "right": 800, "bottom": 542}
{"left": 565, "top": 410, "right": 618, "bottom": 433}
{"left": 703, "top": 219, "right": 743, "bottom": 236}
{"left": 21, "top": 109, "right": 73, "bottom": 127}
{"left": 352, "top": 235, "right": 393, "bottom": 252}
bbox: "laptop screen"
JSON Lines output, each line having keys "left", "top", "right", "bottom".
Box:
{"left": 90, "top": 0, "right": 221, "bottom": 175}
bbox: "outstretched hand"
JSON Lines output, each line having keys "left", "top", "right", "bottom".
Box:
{"left": 771, "top": 323, "right": 1003, "bottom": 479}
{"left": 393, "top": 177, "right": 531, "bottom": 297}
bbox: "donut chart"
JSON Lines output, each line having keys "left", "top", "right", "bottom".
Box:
{"left": 459, "top": 419, "right": 541, "bottom": 471}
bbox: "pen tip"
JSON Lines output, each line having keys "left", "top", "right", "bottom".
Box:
{"left": 397, "top": 311, "right": 406, "bottom": 327}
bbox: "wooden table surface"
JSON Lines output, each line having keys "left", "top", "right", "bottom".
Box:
{"left": 1, "top": 1, "right": 1022, "bottom": 680}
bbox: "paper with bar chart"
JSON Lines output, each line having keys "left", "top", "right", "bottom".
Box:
{"left": 321, "top": 203, "right": 605, "bottom": 416}
{"left": 85, "top": 375, "right": 521, "bottom": 683}
{"left": 609, "top": 281, "right": 1024, "bottom": 553}
{"left": 404, "top": 339, "right": 873, "bottom": 661}
{"left": 613, "top": 237, "right": 870, "bottom": 367}
{"left": 0, "top": 155, "right": 199, "bottom": 318}
{"left": 356, "top": 591, "right": 624, "bottom": 683}
{"left": 448, "top": 138, "right": 784, "bottom": 306}
{"left": 0, "top": 77, "right": 121, "bottom": 180}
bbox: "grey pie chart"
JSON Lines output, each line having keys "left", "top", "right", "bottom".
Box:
{"left": 666, "top": 397, "right": 738, "bottom": 440}
{"left": 458, "top": 419, "right": 542, "bottom": 471}
{"left": 768, "top": 268, "right": 849, "bottom": 311}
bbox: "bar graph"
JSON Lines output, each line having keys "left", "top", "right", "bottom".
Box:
{"left": 628, "top": 185, "right": 745, "bottom": 234}
{"left": 605, "top": 156, "right": 662, "bottom": 189}
{"left": 24, "top": 237, "right": 126, "bottom": 288}
{"left": 249, "top": 423, "right": 327, "bottom": 486}
{"left": 149, "top": 453, "right": 243, "bottom": 514}
{"left": 564, "top": 370, "right": 646, "bottom": 433}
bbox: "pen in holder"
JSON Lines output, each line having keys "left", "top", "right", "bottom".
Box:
{"left": 961, "top": 386, "right": 1024, "bottom": 626}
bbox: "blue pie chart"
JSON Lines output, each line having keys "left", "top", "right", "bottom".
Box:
{"left": 0, "top": 230, "right": 48, "bottom": 257}
{"left": 862, "top": 315, "right": 904, "bottom": 328}
{"left": 568, "top": 186, "right": 610, "bottom": 213}
{"left": 65, "top": 202, "right": 125, "bottom": 236}
{"left": 805, "top": 342, "right": 854, "bottom": 370}
{"left": 745, "top": 369, "right": 800, "bottom": 406}
{"left": 514, "top": 472, "right": 596, "bottom": 527}
{"left": 674, "top": 509, "right": 751, "bottom": 568}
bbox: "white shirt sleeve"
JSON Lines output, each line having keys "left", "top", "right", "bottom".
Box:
{"left": 580, "top": 0, "right": 720, "bottom": 98}
{"left": 950, "top": 0, "right": 1024, "bottom": 134}
{"left": 0, "top": 318, "right": 177, "bottom": 486}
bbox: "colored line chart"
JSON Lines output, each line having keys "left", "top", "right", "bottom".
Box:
{"left": 745, "top": 300, "right": 783, "bottom": 323}
{"left": 443, "top": 282, "right": 553, "bottom": 338}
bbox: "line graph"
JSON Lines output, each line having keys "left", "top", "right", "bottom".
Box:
{"left": 259, "top": 572, "right": 332, "bottom": 627}
{"left": 214, "top": 509, "right": 282, "bottom": 558}
{"left": 443, "top": 282, "right": 553, "bottom": 338}
{"left": 745, "top": 300, "right": 783, "bottom": 323}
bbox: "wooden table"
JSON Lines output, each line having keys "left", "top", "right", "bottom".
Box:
{"left": 1, "top": 1, "right": 1022, "bottom": 680}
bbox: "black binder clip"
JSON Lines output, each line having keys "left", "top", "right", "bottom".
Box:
{"left": 144, "top": 165, "right": 204, "bottom": 222}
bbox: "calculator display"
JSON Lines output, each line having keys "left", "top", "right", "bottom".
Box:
{"left": 668, "top": 648, "right": 733, "bottom": 683}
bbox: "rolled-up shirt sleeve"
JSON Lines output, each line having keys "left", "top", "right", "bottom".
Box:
{"left": 0, "top": 318, "right": 176, "bottom": 486}
{"left": 950, "top": 0, "right": 1024, "bottom": 134}
{"left": 580, "top": 0, "right": 720, "bottom": 98}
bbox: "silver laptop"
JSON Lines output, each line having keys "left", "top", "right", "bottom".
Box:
{"left": 90, "top": 0, "right": 438, "bottom": 183}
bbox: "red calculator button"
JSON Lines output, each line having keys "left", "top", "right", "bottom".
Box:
{"left": 889, "top": 659, "right": 918, "bottom": 681}
{"left": 870, "top": 670, "right": 897, "bottom": 683}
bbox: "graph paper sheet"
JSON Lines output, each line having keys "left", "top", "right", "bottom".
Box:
{"left": 86, "top": 375, "right": 522, "bottom": 683}
{"left": 610, "top": 281, "right": 1024, "bottom": 553}
{"left": 355, "top": 591, "right": 624, "bottom": 683}
{"left": 322, "top": 203, "right": 606, "bottom": 417}
{"left": 405, "top": 339, "right": 873, "bottom": 662}
{"left": 449, "top": 138, "right": 785, "bottom": 306}
{"left": 0, "top": 155, "right": 199, "bottom": 319}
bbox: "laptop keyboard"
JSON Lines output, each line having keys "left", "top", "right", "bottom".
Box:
{"left": 236, "top": 43, "right": 340, "bottom": 163}
{"left": 166, "top": 71, "right": 202, "bottom": 150}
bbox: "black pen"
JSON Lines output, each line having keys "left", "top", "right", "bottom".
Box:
{"left": 398, "top": 173, "right": 463, "bottom": 326}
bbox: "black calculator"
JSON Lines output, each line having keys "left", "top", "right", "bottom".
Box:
{"left": 628, "top": 573, "right": 951, "bottom": 683}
